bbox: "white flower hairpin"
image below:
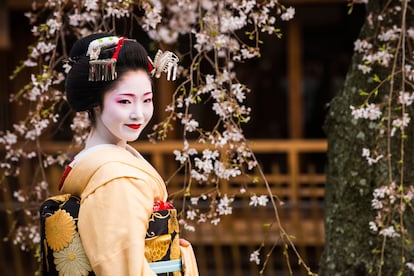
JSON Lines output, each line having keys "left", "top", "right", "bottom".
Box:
{"left": 148, "top": 50, "right": 179, "bottom": 81}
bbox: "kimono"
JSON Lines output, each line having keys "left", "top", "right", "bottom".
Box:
{"left": 43, "top": 144, "right": 198, "bottom": 276}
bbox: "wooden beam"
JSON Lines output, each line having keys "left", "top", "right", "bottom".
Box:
{"left": 282, "top": 0, "right": 348, "bottom": 3}
{"left": 7, "top": 0, "right": 32, "bottom": 10}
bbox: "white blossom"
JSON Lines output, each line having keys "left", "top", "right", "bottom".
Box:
{"left": 85, "top": 0, "right": 99, "bottom": 11}
{"left": 68, "top": 12, "right": 83, "bottom": 26}
{"left": 190, "top": 197, "right": 199, "bottom": 205}
{"left": 142, "top": 2, "right": 162, "bottom": 31}
{"left": 191, "top": 169, "right": 208, "bottom": 182}
{"left": 186, "top": 210, "right": 197, "bottom": 220}
{"left": 202, "top": 149, "right": 219, "bottom": 160}
{"left": 36, "top": 41, "right": 56, "bottom": 54}
{"left": 281, "top": 7, "right": 295, "bottom": 21}
{"left": 249, "top": 195, "right": 269, "bottom": 207}
{"left": 214, "top": 161, "right": 241, "bottom": 179}
{"left": 369, "top": 221, "right": 378, "bottom": 232}
{"left": 379, "top": 226, "right": 400, "bottom": 238}
{"left": 211, "top": 217, "right": 221, "bottom": 225}
{"left": 46, "top": 18, "right": 62, "bottom": 35}
{"left": 23, "top": 59, "right": 37, "bottom": 67}
{"left": 406, "top": 262, "right": 414, "bottom": 272}
{"left": 249, "top": 250, "right": 260, "bottom": 265}
{"left": 350, "top": 104, "right": 382, "bottom": 120}
{"left": 398, "top": 91, "right": 414, "bottom": 105}
{"left": 105, "top": 3, "right": 130, "bottom": 19}
{"left": 362, "top": 148, "right": 384, "bottom": 165}
{"left": 357, "top": 64, "right": 372, "bottom": 74}
{"left": 13, "top": 190, "right": 25, "bottom": 202}
{"left": 182, "top": 118, "right": 199, "bottom": 132}
{"left": 184, "top": 224, "right": 195, "bottom": 232}
{"left": 378, "top": 25, "right": 400, "bottom": 42}
{"left": 217, "top": 195, "right": 234, "bottom": 215}
{"left": 405, "top": 65, "right": 414, "bottom": 81}
{"left": 404, "top": 187, "right": 414, "bottom": 201}
{"left": 373, "top": 185, "right": 389, "bottom": 199}
{"left": 371, "top": 198, "right": 383, "bottom": 209}
{"left": 364, "top": 49, "right": 394, "bottom": 67}
{"left": 391, "top": 113, "right": 411, "bottom": 136}
{"left": 0, "top": 131, "right": 17, "bottom": 146}
{"left": 154, "top": 27, "right": 179, "bottom": 44}
{"left": 220, "top": 12, "right": 247, "bottom": 32}
{"left": 173, "top": 150, "right": 188, "bottom": 164}
{"left": 354, "top": 39, "right": 373, "bottom": 53}
{"left": 195, "top": 157, "right": 214, "bottom": 174}
{"left": 194, "top": 32, "right": 211, "bottom": 52}
{"left": 197, "top": 214, "right": 207, "bottom": 223}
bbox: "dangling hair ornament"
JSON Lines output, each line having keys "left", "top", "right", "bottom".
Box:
{"left": 147, "top": 50, "right": 179, "bottom": 81}
{"left": 87, "top": 36, "right": 125, "bottom": 81}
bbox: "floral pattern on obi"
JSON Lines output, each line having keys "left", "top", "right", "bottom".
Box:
{"left": 40, "top": 194, "right": 94, "bottom": 276}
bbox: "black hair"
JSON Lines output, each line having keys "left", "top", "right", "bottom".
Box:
{"left": 65, "top": 33, "right": 150, "bottom": 113}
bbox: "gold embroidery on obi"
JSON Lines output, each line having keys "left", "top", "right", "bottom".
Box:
{"left": 145, "top": 234, "right": 172, "bottom": 262}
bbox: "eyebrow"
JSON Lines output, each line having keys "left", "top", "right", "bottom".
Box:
{"left": 118, "top": 93, "right": 135, "bottom": 97}
{"left": 116, "top": 92, "right": 153, "bottom": 98}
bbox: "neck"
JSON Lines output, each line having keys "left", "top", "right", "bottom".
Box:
{"left": 85, "top": 127, "right": 127, "bottom": 149}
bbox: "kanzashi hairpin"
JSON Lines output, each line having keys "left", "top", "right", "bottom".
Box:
{"left": 87, "top": 36, "right": 125, "bottom": 81}
{"left": 148, "top": 50, "right": 179, "bottom": 81}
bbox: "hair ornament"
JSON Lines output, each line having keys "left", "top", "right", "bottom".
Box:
{"left": 148, "top": 50, "right": 179, "bottom": 81}
{"left": 86, "top": 35, "right": 179, "bottom": 82}
{"left": 87, "top": 36, "right": 125, "bottom": 81}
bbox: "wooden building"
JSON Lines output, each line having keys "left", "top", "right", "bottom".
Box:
{"left": 0, "top": 0, "right": 364, "bottom": 275}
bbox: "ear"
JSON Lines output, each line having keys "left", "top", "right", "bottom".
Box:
{"left": 93, "top": 105, "right": 101, "bottom": 115}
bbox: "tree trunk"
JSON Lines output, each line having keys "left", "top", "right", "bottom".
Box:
{"left": 320, "top": 1, "right": 414, "bottom": 275}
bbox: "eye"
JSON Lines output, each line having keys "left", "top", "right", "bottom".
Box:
{"left": 144, "top": 98, "right": 153, "bottom": 103}
{"left": 118, "top": 99, "right": 131, "bottom": 104}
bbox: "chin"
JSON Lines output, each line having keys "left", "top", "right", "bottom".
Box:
{"left": 125, "top": 134, "right": 141, "bottom": 142}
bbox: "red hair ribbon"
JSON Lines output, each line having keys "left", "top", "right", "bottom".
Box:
{"left": 147, "top": 59, "right": 154, "bottom": 73}
{"left": 111, "top": 37, "right": 126, "bottom": 61}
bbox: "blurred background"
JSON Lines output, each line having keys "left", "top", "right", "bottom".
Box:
{"left": 0, "top": 0, "right": 365, "bottom": 275}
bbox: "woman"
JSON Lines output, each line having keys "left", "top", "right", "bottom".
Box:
{"left": 46, "top": 33, "right": 198, "bottom": 275}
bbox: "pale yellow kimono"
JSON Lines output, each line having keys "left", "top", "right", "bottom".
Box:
{"left": 60, "top": 144, "right": 198, "bottom": 276}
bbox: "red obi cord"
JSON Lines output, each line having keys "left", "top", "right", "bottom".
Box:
{"left": 153, "top": 200, "right": 174, "bottom": 211}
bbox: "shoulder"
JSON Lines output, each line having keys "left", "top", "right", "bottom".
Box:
{"left": 62, "top": 145, "right": 167, "bottom": 200}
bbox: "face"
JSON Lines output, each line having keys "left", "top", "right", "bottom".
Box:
{"left": 95, "top": 70, "right": 153, "bottom": 146}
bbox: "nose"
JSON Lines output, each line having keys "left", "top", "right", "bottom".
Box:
{"left": 130, "top": 105, "right": 143, "bottom": 120}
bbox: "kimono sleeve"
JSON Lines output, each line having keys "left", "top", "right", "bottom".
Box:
{"left": 78, "top": 177, "right": 157, "bottom": 276}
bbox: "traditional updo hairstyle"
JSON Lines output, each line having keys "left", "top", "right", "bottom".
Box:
{"left": 65, "top": 33, "right": 151, "bottom": 123}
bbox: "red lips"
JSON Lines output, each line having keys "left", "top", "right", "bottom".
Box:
{"left": 126, "top": 124, "right": 141, "bottom": 130}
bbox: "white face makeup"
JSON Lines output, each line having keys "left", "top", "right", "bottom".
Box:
{"left": 94, "top": 70, "right": 153, "bottom": 146}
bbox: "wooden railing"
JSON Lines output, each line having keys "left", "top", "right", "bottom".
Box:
{"left": 133, "top": 139, "right": 327, "bottom": 243}
{"left": 1, "top": 139, "right": 327, "bottom": 275}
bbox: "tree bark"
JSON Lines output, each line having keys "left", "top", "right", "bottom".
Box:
{"left": 320, "top": 1, "right": 414, "bottom": 275}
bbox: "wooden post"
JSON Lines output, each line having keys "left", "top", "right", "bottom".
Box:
{"left": 287, "top": 20, "right": 304, "bottom": 138}
{"left": 0, "top": 1, "right": 10, "bottom": 131}
{"left": 0, "top": 0, "right": 10, "bottom": 50}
